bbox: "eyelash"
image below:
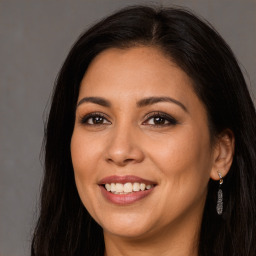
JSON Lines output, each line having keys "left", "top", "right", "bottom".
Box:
{"left": 79, "top": 111, "right": 178, "bottom": 127}
{"left": 143, "top": 111, "right": 178, "bottom": 127}
{"left": 80, "top": 112, "right": 110, "bottom": 125}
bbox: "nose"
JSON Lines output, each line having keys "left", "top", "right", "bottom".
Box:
{"left": 104, "top": 125, "right": 145, "bottom": 167}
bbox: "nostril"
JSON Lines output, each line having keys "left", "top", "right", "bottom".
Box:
{"left": 106, "top": 151, "right": 145, "bottom": 166}
{"left": 124, "top": 158, "right": 136, "bottom": 163}
{"left": 104, "top": 137, "right": 145, "bottom": 165}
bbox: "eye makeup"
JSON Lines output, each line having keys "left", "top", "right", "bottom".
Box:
{"left": 79, "top": 112, "right": 111, "bottom": 126}
{"left": 143, "top": 111, "right": 178, "bottom": 127}
{"left": 78, "top": 110, "right": 178, "bottom": 128}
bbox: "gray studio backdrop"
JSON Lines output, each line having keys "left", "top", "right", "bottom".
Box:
{"left": 0, "top": 0, "right": 255, "bottom": 255}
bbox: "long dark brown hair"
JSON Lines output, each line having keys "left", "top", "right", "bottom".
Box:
{"left": 31, "top": 5, "right": 256, "bottom": 256}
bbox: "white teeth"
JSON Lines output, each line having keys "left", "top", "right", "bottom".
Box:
{"left": 115, "top": 183, "right": 124, "bottom": 193}
{"left": 104, "top": 182, "right": 154, "bottom": 194}
{"left": 146, "top": 184, "right": 153, "bottom": 190}
{"left": 140, "top": 183, "right": 146, "bottom": 191}
{"left": 105, "top": 183, "right": 111, "bottom": 191}
{"left": 124, "top": 182, "right": 133, "bottom": 193}
{"left": 133, "top": 182, "right": 140, "bottom": 191}
{"left": 110, "top": 183, "right": 116, "bottom": 192}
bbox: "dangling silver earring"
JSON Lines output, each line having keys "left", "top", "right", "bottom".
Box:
{"left": 216, "top": 172, "right": 224, "bottom": 215}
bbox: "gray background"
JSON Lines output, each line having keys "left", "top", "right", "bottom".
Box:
{"left": 0, "top": 0, "right": 255, "bottom": 255}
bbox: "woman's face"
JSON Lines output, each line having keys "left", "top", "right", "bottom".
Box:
{"left": 71, "top": 46, "right": 216, "bottom": 240}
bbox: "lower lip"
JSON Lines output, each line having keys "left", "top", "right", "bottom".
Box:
{"left": 99, "top": 186, "right": 155, "bottom": 205}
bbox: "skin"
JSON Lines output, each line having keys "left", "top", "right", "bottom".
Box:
{"left": 71, "top": 46, "right": 234, "bottom": 256}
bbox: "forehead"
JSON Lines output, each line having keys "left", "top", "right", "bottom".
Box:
{"left": 79, "top": 46, "right": 198, "bottom": 108}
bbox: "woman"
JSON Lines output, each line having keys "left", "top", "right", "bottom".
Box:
{"left": 31, "top": 5, "right": 256, "bottom": 256}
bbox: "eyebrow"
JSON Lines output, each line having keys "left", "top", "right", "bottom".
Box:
{"left": 136, "top": 96, "right": 188, "bottom": 112}
{"left": 77, "top": 97, "right": 111, "bottom": 108}
{"left": 77, "top": 96, "right": 187, "bottom": 112}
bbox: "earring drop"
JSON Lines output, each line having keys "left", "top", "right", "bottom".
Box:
{"left": 216, "top": 172, "right": 223, "bottom": 215}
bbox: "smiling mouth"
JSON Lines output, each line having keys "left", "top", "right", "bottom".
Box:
{"left": 102, "top": 182, "right": 155, "bottom": 194}
{"left": 98, "top": 175, "right": 157, "bottom": 204}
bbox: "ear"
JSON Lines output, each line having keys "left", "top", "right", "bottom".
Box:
{"left": 210, "top": 129, "right": 235, "bottom": 180}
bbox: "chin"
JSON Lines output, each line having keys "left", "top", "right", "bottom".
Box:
{"left": 103, "top": 224, "right": 152, "bottom": 239}
{"left": 98, "top": 211, "right": 156, "bottom": 239}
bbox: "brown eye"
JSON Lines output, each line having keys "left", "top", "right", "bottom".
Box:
{"left": 153, "top": 117, "right": 166, "bottom": 125}
{"left": 90, "top": 116, "right": 104, "bottom": 124}
{"left": 143, "top": 112, "right": 178, "bottom": 127}
{"left": 80, "top": 112, "right": 111, "bottom": 125}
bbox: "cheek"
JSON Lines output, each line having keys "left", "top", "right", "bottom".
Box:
{"left": 146, "top": 128, "right": 212, "bottom": 221}
{"left": 71, "top": 130, "right": 102, "bottom": 176}
{"left": 146, "top": 125, "right": 212, "bottom": 194}
{"left": 70, "top": 131, "right": 101, "bottom": 207}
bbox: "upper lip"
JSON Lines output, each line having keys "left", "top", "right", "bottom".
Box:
{"left": 98, "top": 175, "right": 157, "bottom": 185}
